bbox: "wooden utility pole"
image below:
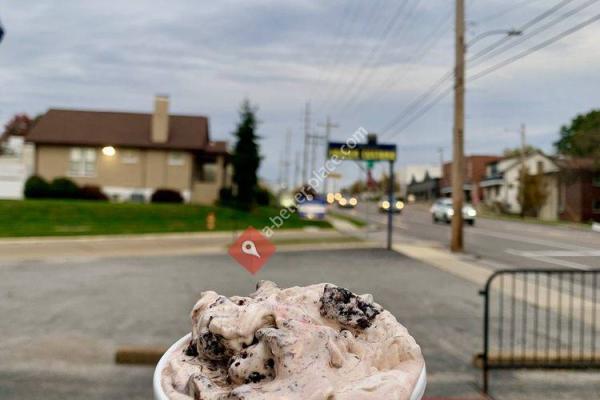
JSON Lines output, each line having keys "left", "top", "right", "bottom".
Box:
{"left": 318, "top": 115, "right": 339, "bottom": 193}
{"left": 451, "top": 0, "right": 465, "bottom": 252}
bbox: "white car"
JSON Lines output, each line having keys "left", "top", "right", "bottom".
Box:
{"left": 430, "top": 198, "right": 477, "bottom": 225}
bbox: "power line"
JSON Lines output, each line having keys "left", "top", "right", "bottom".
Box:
{"left": 320, "top": 0, "right": 413, "bottom": 112}
{"left": 469, "top": 0, "right": 600, "bottom": 70}
{"left": 338, "top": 2, "right": 453, "bottom": 118}
{"left": 325, "top": 0, "right": 423, "bottom": 115}
{"left": 469, "top": 0, "right": 576, "bottom": 62}
{"left": 385, "top": 9, "right": 600, "bottom": 139}
{"left": 470, "top": 10, "right": 600, "bottom": 82}
{"left": 377, "top": 0, "right": 582, "bottom": 138}
{"left": 312, "top": 0, "right": 368, "bottom": 103}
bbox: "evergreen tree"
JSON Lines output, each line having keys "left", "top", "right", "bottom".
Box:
{"left": 232, "top": 100, "right": 261, "bottom": 209}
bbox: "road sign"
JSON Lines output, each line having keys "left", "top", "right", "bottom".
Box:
{"left": 327, "top": 142, "right": 396, "bottom": 162}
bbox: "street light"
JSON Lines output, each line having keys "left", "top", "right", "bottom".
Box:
{"left": 466, "top": 29, "right": 523, "bottom": 49}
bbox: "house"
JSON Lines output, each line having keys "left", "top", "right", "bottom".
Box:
{"left": 406, "top": 171, "right": 440, "bottom": 202}
{"left": 26, "top": 95, "right": 230, "bottom": 204}
{"left": 440, "top": 155, "right": 501, "bottom": 204}
{"left": 397, "top": 164, "right": 441, "bottom": 198}
{"left": 556, "top": 158, "right": 600, "bottom": 223}
{"left": 480, "top": 152, "right": 559, "bottom": 220}
{"left": 0, "top": 133, "right": 35, "bottom": 199}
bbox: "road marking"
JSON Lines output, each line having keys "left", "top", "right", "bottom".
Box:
{"left": 505, "top": 249, "right": 600, "bottom": 257}
{"left": 469, "top": 228, "right": 591, "bottom": 251}
{"left": 505, "top": 249, "right": 595, "bottom": 271}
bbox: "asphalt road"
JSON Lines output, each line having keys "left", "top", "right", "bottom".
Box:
{"left": 338, "top": 203, "right": 600, "bottom": 271}
{"left": 1, "top": 248, "right": 598, "bottom": 399}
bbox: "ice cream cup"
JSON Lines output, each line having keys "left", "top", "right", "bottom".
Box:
{"left": 153, "top": 333, "right": 427, "bottom": 400}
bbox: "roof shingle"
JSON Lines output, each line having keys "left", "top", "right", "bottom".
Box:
{"left": 27, "top": 109, "right": 210, "bottom": 150}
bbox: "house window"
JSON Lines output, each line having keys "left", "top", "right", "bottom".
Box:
{"left": 120, "top": 150, "right": 139, "bottom": 164}
{"left": 593, "top": 199, "right": 600, "bottom": 213}
{"left": 593, "top": 174, "right": 600, "bottom": 187}
{"left": 537, "top": 161, "right": 544, "bottom": 175}
{"left": 168, "top": 151, "right": 185, "bottom": 166}
{"left": 198, "top": 163, "right": 217, "bottom": 182}
{"left": 69, "top": 147, "right": 96, "bottom": 177}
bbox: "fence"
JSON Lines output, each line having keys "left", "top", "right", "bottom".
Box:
{"left": 477, "top": 269, "right": 600, "bottom": 394}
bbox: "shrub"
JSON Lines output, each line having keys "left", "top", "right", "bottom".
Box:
{"left": 79, "top": 185, "right": 108, "bottom": 201}
{"left": 218, "top": 187, "right": 234, "bottom": 207}
{"left": 49, "top": 177, "right": 81, "bottom": 199}
{"left": 151, "top": 188, "right": 184, "bottom": 203}
{"left": 24, "top": 175, "right": 51, "bottom": 199}
{"left": 255, "top": 187, "right": 272, "bottom": 206}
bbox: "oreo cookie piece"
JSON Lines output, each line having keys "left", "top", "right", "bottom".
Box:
{"left": 319, "top": 285, "right": 382, "bottom": 329}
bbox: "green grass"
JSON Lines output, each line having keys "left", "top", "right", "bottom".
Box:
{"left": 0, "top": 200, "right": 331, "bottom": 238}
{"left": 328, "top": 211, "right": 367, "bottom": 227}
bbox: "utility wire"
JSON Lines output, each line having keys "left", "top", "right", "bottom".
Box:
{"left": 469, "top": 0, "right": 599, "bottom": 70}
{"left": 384, "top": 10, "right": 600, "bottom": 139}
{"left": 340, "top": 5, "right": 454, "bottom": 118}
{"left": 320, "top": 0, "right": 413, "bottom": 112}
{"left": 469, "top": 0, "right": 576, "bottom": 62}
{"left": 312, "top": 0, "right": 367, "bottom": 103}
{"left": 378, "top": 0, "right": 580, "bottom": 137}
{"left": 326, "top": 0, "right": 424, "bottom": 115}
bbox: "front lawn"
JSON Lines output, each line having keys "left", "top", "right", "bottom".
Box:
{"left": 0, "top": 200, "right": 331, "bottom": 237}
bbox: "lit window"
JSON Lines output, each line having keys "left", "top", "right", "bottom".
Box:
{"left": 168, "top": 151, "right": 185, "bottom": 166}
{"left": 121, "top": 150, "right": 139, "bottom": 164}
{"left": 69, "top": 147, "right": 96, "bottom": 177}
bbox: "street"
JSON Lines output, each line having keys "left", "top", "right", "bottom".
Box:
{"left": 338, "top": 203, "right": 600, "bottom": 271}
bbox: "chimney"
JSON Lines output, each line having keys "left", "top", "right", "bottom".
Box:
{"left": 151, "top": 95, "right": 169, "bottom": 143}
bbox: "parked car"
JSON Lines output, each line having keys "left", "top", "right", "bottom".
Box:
{"left": 297, "top": 198, "right": 327, "bottom": 220}
{"left": 378, "top": 198, "right": 405, "bottom": 213}
{"left": 430, "top": 198, "right": 477, "bottom": 225}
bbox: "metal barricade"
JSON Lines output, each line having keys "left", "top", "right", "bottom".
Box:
{"left": 477, "top": 269, "right": 600, "bottom": 394}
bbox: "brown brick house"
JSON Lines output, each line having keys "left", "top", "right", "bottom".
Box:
{"left": 26, "top": 96, "right": 230, "bottom": 204}
{"left": 440, "top": 155, "right": 501, "bottom": 204}
{"left": 557, "top": 158, "right": 600, "bottom": 223}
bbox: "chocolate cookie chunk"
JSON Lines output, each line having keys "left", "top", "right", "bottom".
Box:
{"left": 319, "top": 285, "right": 382, "bottom": 329}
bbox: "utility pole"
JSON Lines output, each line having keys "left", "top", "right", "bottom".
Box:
{"left": 283, "top": 129, "right": 292, "bottom": 189}
{"left": 451, "top": 0, "right": 465, "bottom": 253}
{"left": 302, "top": 102, "right": 311, "bottom": 184}
{"left": 519, "top": 123, "right": 527, "bottom": 218}
{"left": 318, "top": 116, "right": 339, "bottom": 193}
{"left": 294, "top": 151, "right": 300, "bottom": 189}
{"left": 438, "top": 147, "right": 444, "bottom": 171}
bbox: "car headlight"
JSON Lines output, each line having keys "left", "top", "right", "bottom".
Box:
{"left": 396, "top": 201, "right": 404, "bottom": 209}
{"left": 334, "top": 193, "right": 342, "bottom": 201}
{"left": 349, "top": 198, "right": 357, "bottom": 206}
{"left": 326, "top": 193, "right": 335, "bottom": 204}
{"left": 339, "top": 198, "right": 347, "bottom": 206}
{"left": 447, "top": 208, "right": 454, "bottom": 216}
{"left": 382, "top": 201, "right": 390, "bottom": 209}
{"left": 467, "top": 209, "right": 477, "bottom": 217}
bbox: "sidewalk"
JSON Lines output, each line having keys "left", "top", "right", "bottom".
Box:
{"left": 0, "top": 228, "right": 375, "bottom": 262}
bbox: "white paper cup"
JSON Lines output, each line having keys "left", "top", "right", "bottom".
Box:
{"left": 154, "top": 334, "right": 427, "bottom": 400}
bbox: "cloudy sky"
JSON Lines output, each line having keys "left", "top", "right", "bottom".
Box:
{"left": 1, "top": 0, "right": 599, "bottom": 187}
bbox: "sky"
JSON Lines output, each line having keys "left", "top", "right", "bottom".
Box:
{"left": 1, "top": 0, "right": 600, "bottom": 188}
